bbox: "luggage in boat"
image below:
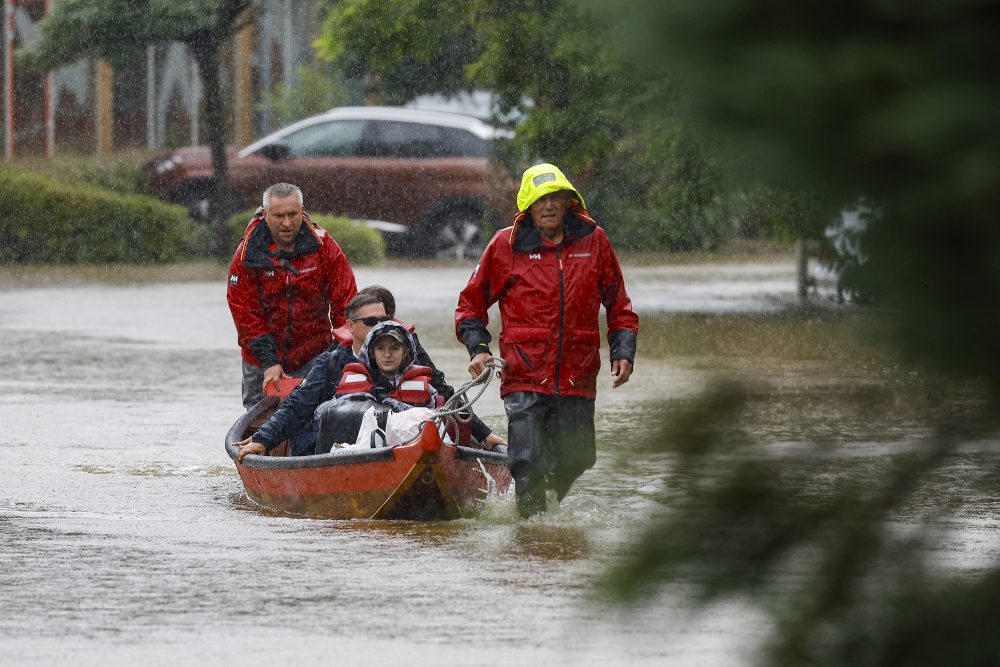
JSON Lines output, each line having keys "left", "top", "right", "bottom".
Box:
{"left": 314, "top": 397, "right": 389, "bottom": 454}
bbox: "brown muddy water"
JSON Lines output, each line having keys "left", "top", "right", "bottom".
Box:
{"left": 2, "top": 256, "right": 997, "bottom": 665}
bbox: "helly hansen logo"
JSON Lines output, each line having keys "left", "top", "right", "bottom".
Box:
{"left": 229, "top": 274, "right": 238, "bottom": 286}
{"left": 568, "top": 252, "right": 591, "bottom": 258}
{"left": 528, "top": 253, "right": 541, "bottom": 260}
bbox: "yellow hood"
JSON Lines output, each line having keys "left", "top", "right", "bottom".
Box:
{"left": 516, "top": 163, "right": 585, "bottom": 212}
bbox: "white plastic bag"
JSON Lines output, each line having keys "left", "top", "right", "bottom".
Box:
{"left": 353, "top": 406, "right": 385, "bottom": 449}
{"left": 385, "top": 408, "right": 437, "bottom": 447}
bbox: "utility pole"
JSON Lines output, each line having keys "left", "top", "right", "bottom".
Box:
{"left": 3, "top": 0, "right": 14, "bottom": 161}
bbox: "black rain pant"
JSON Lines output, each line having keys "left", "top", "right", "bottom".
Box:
{"left": 503, "top": 392, "right": 596, "bottom": 518}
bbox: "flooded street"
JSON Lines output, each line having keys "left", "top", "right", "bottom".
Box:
{"left": 2, "top": 256, "right": 997, "bottom": 665}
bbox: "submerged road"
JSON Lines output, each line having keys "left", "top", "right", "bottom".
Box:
{"left": 11, "top": 256, "right": 995, "bottom": 665}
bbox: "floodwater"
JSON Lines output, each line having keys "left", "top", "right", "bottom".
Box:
{"left": 2, "top": 256, "right": 997, "bottom": 665}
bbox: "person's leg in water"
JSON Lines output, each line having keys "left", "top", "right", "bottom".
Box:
{"left": 504, "top": 392, "right": 554, "bottom": 518}
{"left": 546, "top": 396, "right": 597, "bottom": 502}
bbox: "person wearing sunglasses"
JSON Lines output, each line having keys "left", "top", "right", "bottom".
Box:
{"left": 237, "top": 292, "right": 506, "bottom": 461}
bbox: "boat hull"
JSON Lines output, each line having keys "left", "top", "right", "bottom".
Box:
{"left": 226, "top": 398, "right": 511, "bottom": 520}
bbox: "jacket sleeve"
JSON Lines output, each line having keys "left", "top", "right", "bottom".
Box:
{"left": 226, "top": 236, "right": 279, "bottom": 367}
{"left": 455, "top": 231, "right": 510, "bottom": 359}
{"left": 596, "top": 229, "right": 639, "bottom": 364}
{"left": 253, "top": 349, "right": 337, "bottom": 451}
{"left": 468, "top": 414, "right": 493, "bottom": 443}
{"left": 322, "top": 235, "right": 357, "bottom": 329}
{"left": 413, "top": 334, "right": 455, "bottom": 399}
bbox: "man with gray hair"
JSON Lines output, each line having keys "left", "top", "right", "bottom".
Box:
{"left": 227, "top": 182, "right": 357, "bottom": 408}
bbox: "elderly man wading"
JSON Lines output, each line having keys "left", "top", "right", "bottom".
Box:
{"left": 455, "top": 163, "right": 639, "bottom": 517}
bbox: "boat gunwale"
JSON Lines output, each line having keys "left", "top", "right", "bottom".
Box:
{"left": 225, "top": 398, "right": 508, "bottom": 470}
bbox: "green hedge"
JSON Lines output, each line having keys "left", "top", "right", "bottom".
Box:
{"left": 225, "top": 210, "right": 385, "bottom": 266}
{"left": 13, "top": 152, "right": 154, "bottom": 196}
{"left": 0, "top": 166, "right": 191, "bottom": 263}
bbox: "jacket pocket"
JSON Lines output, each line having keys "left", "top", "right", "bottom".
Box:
{"left": 562, "top": 328, "right": 602, "bottom": 389}
{"left": 500, "top": 327, "right": 551, "bottom": 383}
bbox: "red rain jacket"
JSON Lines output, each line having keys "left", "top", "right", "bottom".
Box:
{"left": 227, "top": 212, "right": 357, "bottom": 372}
{"left": 456, "top": 206, "right": 638, "bottom": 399}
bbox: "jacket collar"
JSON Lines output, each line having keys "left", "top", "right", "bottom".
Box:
{"left": 240, "top": 212, "right": 322, "bottom": 268}
{"left": 508, "top": 205, "right": 599, "bottom": 253}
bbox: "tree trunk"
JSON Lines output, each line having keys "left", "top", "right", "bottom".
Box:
{"left": 189, "top": 39, "right": 234, "bottom": 257}
{"left": 795, "top": 239, "right": 810, "bottom": 302}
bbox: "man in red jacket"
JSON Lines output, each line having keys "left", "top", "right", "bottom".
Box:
{"left": 456, "top": 163, "right": 639, "bottom": 517}
{"left": 228, "top": 182, "right": 357, "bottom": 408}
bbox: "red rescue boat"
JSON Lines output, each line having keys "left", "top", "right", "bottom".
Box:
{"left": 225, "top": 395, "right": 512, "bottom": 520}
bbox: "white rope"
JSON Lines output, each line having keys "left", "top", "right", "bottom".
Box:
{"left": 435, "top": 357, "right": 505, "bottom": 419}
{"left": 397, "top": 357, "right": 505, "bottom": 447}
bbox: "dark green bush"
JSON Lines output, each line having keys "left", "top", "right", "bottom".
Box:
{"left": 13, "top": 151, "right": 155, "bottom": 196}
{"left": 224, "top": 210, "right": 385, "bottom": 266}
{"left": 0, "top": 166, "right": 190, "bottom": 263}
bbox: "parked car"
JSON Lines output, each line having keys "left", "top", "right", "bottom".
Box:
{"left": 145, "top": 106, "right": 516, "bottom": 258}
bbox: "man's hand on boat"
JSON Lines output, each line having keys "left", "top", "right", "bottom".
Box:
{"left": 262, "top": 364, "right": 291, "bottom": 394}
{"left": 483, "top": 432, "right": 507, "bottom": 451}
{"left": 236, "top": 437, "right": 267, "bottom": 463}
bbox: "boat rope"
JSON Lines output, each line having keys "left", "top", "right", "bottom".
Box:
{"left": 435, "top": 356, "right": 504, "bottom": 418}
{"left": 398, "top": 357, "right": 505, "bottom": 446}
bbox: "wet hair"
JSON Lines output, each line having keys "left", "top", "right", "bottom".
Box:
{"left": 345, "top": 292, "right": 384, "bottom": 319}
{"left": 358, "top": 284, "right": 396, "bottom": 318}
{"left": 262, "top": 182, "right": 303, "bottom": 209}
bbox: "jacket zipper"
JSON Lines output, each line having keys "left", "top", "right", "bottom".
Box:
{"left": 555, "top": 245, "right": 565, "bottom": 395}
{"left": 284, "top": 271, "right": 293, "bottom": 367}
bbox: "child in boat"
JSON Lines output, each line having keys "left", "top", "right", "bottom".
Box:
{"left": 319, "top": 321, "right": 440, "bottom": 448}
{"left": 335, "top": 321, "right": 438, "bottom": 411}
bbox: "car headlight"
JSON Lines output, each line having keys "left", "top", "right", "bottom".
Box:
{"left": 154, "top": 155, "right": 184, "bottom": 174}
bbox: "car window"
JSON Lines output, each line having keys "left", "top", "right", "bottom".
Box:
{"left": 437, "top": 126, "right": 490, "bottom": 157}
{"left": 281, "top": 120, "right": 366, "bottom": 158}
{"left": 364, "top": 121, "right": 488, "bottom": 158}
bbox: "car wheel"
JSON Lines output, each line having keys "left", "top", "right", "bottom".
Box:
{"left": 426, "top": 208, "right": 485, "bottom": 260}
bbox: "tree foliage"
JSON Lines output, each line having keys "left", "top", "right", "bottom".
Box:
{"left": 316, "top": 0, "right": 477, "bottom": 105}
{"left": 599, "top": 0, "right": 1000, "bottom": 394}
{"left": 317, "top": 0, "right": 820, "bottom": 251}
{"left": 589, "top": 2, "right": 1000, "bottom": 665}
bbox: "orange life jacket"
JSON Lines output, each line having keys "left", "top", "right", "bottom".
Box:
{"left": 335, "top": 362, "right": 434, "bottom": 406}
